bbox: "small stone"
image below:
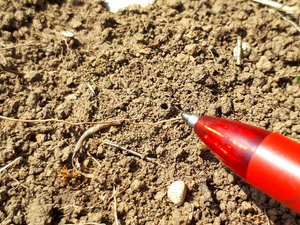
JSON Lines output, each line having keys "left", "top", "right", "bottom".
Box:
{"left": 115, "top": 54, "right": 126, "bottom": 64}
{"left": 219, "top": 202, "right": 226, "bottom": 211}
{"left": 167, "top": 180, "right": 187, "bottom": 206}
{"left": 226, "top": 201, "right": 237, "bottom": 213}
{"left": 256, "top": 56, "right": 273, "bottom": 72}
{"left": 27, "top": 200, "right": 53, "bottom": 225}
{"left": 216, "top": 190, "right": 228, "bottom": 201}
{"left": 176, "top": 53, "right": 189, "bottom": 64}
{"left": 55, "top": 101, "right": 73, "bottom": 119}
{"left": 238, "top": 190, "right": 248, "bottom": 200}
{"left": 241, "top": 201, "right": 252, "bottom": 212}
{"left": 65, "top": 94, "right": 77, "bottom": 101}
{"left": 219, "top": 212, "right": 228, "bottom": 221}
{"left": 36, "top": 134, "right": 46, "bottom": 144}
{"left": 286, "top": 84, "right": 299, "bottom": 94}
{"left": 103, "top": 79, "right": 113, "bottom": 89}
{"left": 227, "top": 174, "right": 234, "bottom": 184}
{"left": 154, "top": 191, "right": 165, "bottom": 201}
{"left": 167, "top": 0, "right": 181, "bottom": 8}
{"left": 61, "top": 31, "right": 74, "bottom": 37}
{"left": 184, "top": 44, "right": 201, "bottom": 56}
{"left": 238, "top": 72, "right": 252, "bottom": 83}
{"left": 24, "top": 71, "right": 43, "bottom": 82}
{"left": 273, "top": 122, "right": 283, "bottom": 132}
{"left": 105, "top": 0, "right": 156, "bottom": 12}
{"left": 130, "top": 179, "right": 145, "bottom": 191}
{"left": 0, "top": 187, "right": 8, "bottom": 205}
{"left": 285, "top": 50, "right": 300, "bottom": 63}
{"left": 213, "top": 217, "right": 221, "bottom": 225}
{"left": 291, "top": 125, "right": 300, "bottom": 133}
{"left": 158, "top": 219, "right": 169, "bottom": 225}
{"left": 0, "top": 148, "right": 15, "bottom": 161}
{"left": 14, "top": 11, "right": 26, "bottom": 22}
{"left": 200, "top": 183, "right": 212, "bottom": 202}
{"left": 268, "top": 208, "right": 278, "bottom": 216}
{"left": 70, "top": 20, "right": 82, "bottom": 29}
{"left": 233, "top": 42, "right": 251, "bottom": 58}
{"left": 249, "top": 51, "right": 260, "bottom": 61}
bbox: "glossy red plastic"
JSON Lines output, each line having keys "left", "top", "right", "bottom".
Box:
{"left": 247, "top": 133, "right": 300, "bottom": 213}
{"left": 194, "top": 116, "right": 270, "bottom": 178}
{"left": 194, "top": 115, "right": 300, "bottom": 214}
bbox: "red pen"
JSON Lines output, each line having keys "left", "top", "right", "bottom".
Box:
{"left": 182, "top": 113, "right": 300, "bottom": 213}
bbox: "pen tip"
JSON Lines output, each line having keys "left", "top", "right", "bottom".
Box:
{"left": 181, "top": 113, "right": 189, "bottom": 121}
{"left": 181, "top": 113, "right": 199, "bottom": 127}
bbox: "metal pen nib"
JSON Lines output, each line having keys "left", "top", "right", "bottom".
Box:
{"left": 181, "top": 113, "right": 199, "bottom": 127}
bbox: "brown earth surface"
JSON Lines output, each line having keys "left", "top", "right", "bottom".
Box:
{"left": 1, "top": 0, "right": 300, "bottom": 224}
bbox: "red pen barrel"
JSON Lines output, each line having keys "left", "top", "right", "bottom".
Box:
{"left": 247, "top": 133, "right": 300, "bottom": 213}
{"left": 193, "top": 116, "right": 300, "bottom": 214}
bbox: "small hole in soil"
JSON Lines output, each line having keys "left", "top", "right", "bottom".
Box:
{"left": 160, "top": 103, "right": 168, "bottom": 110}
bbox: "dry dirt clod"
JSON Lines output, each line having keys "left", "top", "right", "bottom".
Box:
{"left": 256, "top": 56, "right": 273, "bottom": 72}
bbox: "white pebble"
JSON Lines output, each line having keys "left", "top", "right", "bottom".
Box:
{"left": 105, "top": 0, "right": 155, "bottom": 13}
{"left": 233, "top": 42, "right": 252, "bottom": 57}
{"left": 61, "top": 31, "right": 74, "bottom": 38}
{"left": 167, "top": 180, "right": 187, "bottom": 206}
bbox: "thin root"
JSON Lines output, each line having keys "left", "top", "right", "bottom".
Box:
{"left": 102, "top": 140, "right": 166, "bottom": 167}
{"left": 72, "top": 121, "right": 123, "bottom": 178}
{"left": 0, "top": 115, "right": 181, "bottom": 178}
{"left": 0, "top": 115, "right": 123, "bottom": 126}
{"left": 251, "top": 0, "right": 294, "bottom": 14}
{"left": 0, "top": 115, "right": 182, "bottom": 126}
{"left": 209, "top": 49, "right": 219, "bottom": 72}
{"left": 126, "top": 117, "right": 181, "bottom": 126}
{"left": 87, "top": 152, "right": 102, "bottom": 169}
{"left": 113, "top": 186, "right": 120, "bottom": 225}
{"left": 277, "top": 12, "right": 300, "bottom": 33}
{"left": 63, "top": 223, "right": 106, "bottom": 225}
{"left": 8, "top": 173, "right": 29, "bottom": 189}
{"left": 0, "top": 63, "right": 25, "bottom": 76}
{"left": 0, "top": 157, "right": 22, "bottom": 173}
{"left": 236, "top": 37, "right": 242, "bottom": 66}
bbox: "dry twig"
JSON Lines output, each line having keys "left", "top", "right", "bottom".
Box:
{"left": 102, "top": 140, "right": 166, "bottom": 167}
{"left": 0, "top": 41, "right": 37, "bottom": 75}
{"left": 60, "top": 205, "right": 94, "bottom": 210}
{"left": 72, "top": 121, "right": 123, "bottom": 178}
{"left": 0, "top": 63, "right": 24, "bottom": 76}
{"left": 236, "top": 37, "right": 242, "bottom": 66}
{"left": 71, "top": 117, "right": 181, "bottom": 176}
{"left": 113, "top": 186, "right": 120, "bottom": 225}
{"left": 209, "top": 49, "right": 219, "bottom": 72}
{"left": 277, "top": 11, "right": 300, "bottom": 33}
{"left": 63, "top": 223, "right": 105, "bottom": 225}
{"left": 0, "top": 41, "right": 35, "bottom": 50}
{"left": 0, "top": 115, "right": 122, "bottom": 125}
{"left": 127, "top": 117, "right": 181, "bottom": 126}
{"left": 251, "top": 0, "right": 295, "bottom": 14}
{"left": 87, "top": 152, "right": 102, "bottom": 169}
{"left": 0, "top": 115, "right": 181, "bottom": 177}
{"left": 0, "top": 115, "right": 181, "bottom": 126}
{"left": 8, "top": 173, "right": 29, "bottom": 189}
{"left": 265, "top": 208, "right": 271, "bottom": 225}
{"left": 0, "top": 157, "right": 21, "bottom": 173}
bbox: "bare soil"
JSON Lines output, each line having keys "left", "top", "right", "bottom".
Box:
{"left": 1, "top": 0, "right": 300, "bottom": 224}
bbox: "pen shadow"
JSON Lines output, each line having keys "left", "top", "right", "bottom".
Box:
{"left": 199, "top": 149, "right": 300, "bottom": 224}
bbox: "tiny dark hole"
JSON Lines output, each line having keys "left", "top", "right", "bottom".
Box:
{"left": 161, "top": 103, "right": 168, "bottom": 110}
